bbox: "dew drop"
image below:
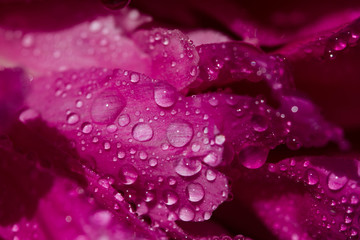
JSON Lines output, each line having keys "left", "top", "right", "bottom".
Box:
{"left": 117, "top": 151, "right": 125, "bottom": 159}
{"left": 163, "top": 190, "right": 179, "bottom": 206}
{"left": 304, "top": 169, "right": 319, "bottom": 185}
{"left": 119, "top": 164, "right": 138, "bottom": 185}
{"left": 154, "top": 83, "right": 177, "bottom": 108}
{"left": 186, "top": 183, "right": 205, "bottom": 202}
{"left": 22, "top": 34, "right": 34, "bottom": 48}
{"left": 251, "top": 115, "right": 268, "bottom": 132}
{"left": 132, "top": 123, "right": 153, "bottom": 142}
{"left": 205, "top": 169, "right": 217, "bottom": 181}
{"left": 215, "top": 135, "right": 226, "bottom": 145}
{"left": 19, "top": 109, "right": 39, "bottom": 123}
{"left": 118, "top": 114, "right": 130, "bottom": 127}
{"left": 175, "top": 158, "right": 202, "bottom": 177}
{"left": 179, "top": 206, "right": 195, "bottom": 222}
{"left": 66, "top": 113, "right": 80, "bottom": 125}
{"left": 130, "top": 73, "right": 140, "bottom": 83}
{"left": 327, "top": 172, "right": 348, "bottom": 191}
{"left": 81, "top": 122, "right": 93, "bottom": 134}
{"left": 238, "top": 146, "right": 269, "bottom": 169}
{"left": 203, "top": 152, "right": 220, "bottom": 166}
{"left": 148, "top": 158, "right": 158, "bottom": 167}
{"left": 90, "top": 89, "right": 126, "bottom": 124}
{"left": 166, "top": 121, "right": 194, "bottom": 147}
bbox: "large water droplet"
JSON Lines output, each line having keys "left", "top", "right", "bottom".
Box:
{"left": 132, "top": 123, "right": 153, "bottom": 142}
{"left": 167, "top": 121, "right": 193, "bottom": 147}
{"left": 163, "top": 190, "right": 179, "bottom": 206}
{"left": 238, "top": 146, "right": 269, "bottom": 169}
{"left": 179, "top": 206, "right": 195, "bottom": 222}
{"left": 304, "top": 169, "right": 319, "bottom": 185}
{"left": 81, "top": 122, "right": 93, "bottom": 134}
{"left": 186, "top": 183, "right": 205, "bottom": 202}
{"left": 90, "top": 89, "right": 126, "bottom": 124}
{"left": 175, "top": 158, "right": 202, "bottom": 177}
{"left": 327, "top": 172, "right": 348, "bottom": 191}
{"left": 66, "top": 113, "right": 79, "bottom": 125}
{"left": 100, "top": 0, "right": 130, "bottom": 10}
{"left": 19, "top": 109, "right": 39, "bottom": 123}
{"left": 119, "top": 164, "right": 138, "bottom": 185}
{"left": 154, "top": 83, "right": 177, "bottom": 108}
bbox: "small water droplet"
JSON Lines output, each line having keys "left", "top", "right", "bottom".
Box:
{"left": 130, "top": 73, "right": 140, "bottom": 83}
{"left": 90, "top": 89, "right": 126, "bottom": 124}
{"left": 75, "top": 100, "right": 83, "bottom": 108}
{"left": 186, "top": 183, "right": 205, "bottom": 202}
{"left": 304, "top": 169, "right": 319, "bottom": 185}
{"left": 179, "top": 206, "right": 195, "bottom": 222}
{"left": 118, "top": 114, "right": 130, "bottom": 127}
{"left": 215, "top": 134, "right": 226, "bottom": 145}
{"left": 148, "top": 158, "right": 158, "bottom": 167}
{"left": 106, "top": 124, "right": 118, "bottom": 133}
{"left": 22, "top": 34, "right": 34, "bottom": 48}
{"left": 238, "top": 146, "right": 269, "bottom": 169}
{"left": 119, "top": 164, "right": 138, "bottom": 185}
{"left": 208, "top": 97, "right": 219, "bottom": 106}
{"left": 203, "top": 152, "right": 220, "bottom": 166}
{"left": 67, "top": 113, "right": 80, "bottom": 125}
{"left": 132, "top": 123, "right": 153, "bottom": 142}
{"left": 117, "top": 151, "right": 125, "bottom": 159}
{"left": 175, "top": 158, "right": 202, "bottom": 177}
{"left": 167, "top": 121, "right": 194, "bottom": 147}
{"left": 251, "top": 115, "right": 268, "bottom": 132}
{"left": 327, "top": 172, "right": 348, "bottom": 191}
{"left": 103, "top": 141, "right": 111, "bottom": 150}
{"left": 139, "top": 151, "right": 148, "bottom": 160}
{"left": 205, "top": 169, "right": 217, "bottom": 181}
{"left": 191, "top": 143, "right": 201, "bottom": 152}
{"left": 154, "top": 83, "right": 177, "bottom": 108}
{"left": 163, "top": 190, "right": 179, "bottom": 206}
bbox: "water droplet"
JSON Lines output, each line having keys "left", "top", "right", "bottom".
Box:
{"left": 327, "top": 172, "right": 348, "bottom": 191}
{"left": 66, "top": 113, "right": 80, "bottom": 125}
{"left": 238, "top": 146, "right": 269, "bottom": 169}
{"left": 22, "top": 34, "right": 34, "bottom": 48}
{"left": 179, "top": 206, "right": 195, "bottom": 222}
{"left": 205, "top": 169, "right": 217, "bottom": 181}
{"left": 175, "top": 158, "right": 202, "bottom": 177}
{"left": 75, "top": 100, "right": 83, "bottom": 108}
{"left": 166, "top": 121, "right": 193, "bottom": 147}
{"left": 139, "top": 151, "right": 148, "bottom": 160}
{"left": 132, "top": 123, "right": 153, "bottom": 142}
{"left": 154, "top": 83, "right": 177, "bottom": 108}
{"left": 117, "top": 151, "right": 125, "bottom": 159}
{"left": 186, "top": 183, "right": 205, "bottom": 202}
{"left": 203, "top": 211, "right": 211, "bottom": 220}
{"left": 251, "top": 115, "right": 268, "bottom": 132}
{"left": 106, "top": 124, "right": 118, "bottom": 133}
{"left": 163, "top": 190, "right": 179, "bottom": 206}
{"left": 19, "top": 109, "right": 39, "bottom": 123}
{"left": 208, "top": 97, "right": 219, "bottom": 106}
{"left": 191, "top": 143, "right": 201, "bottom": 152}
{"left": 119, "top": 164, "right": 138, "bottom": 185}
{"left": 304, "top": 169, "right": 319, "bottom": 185}
{"left": 118, "top": 114, "right": 130, "bottom": 127}
{"left": 215, "top": 135, "right": 226, "bottom": 145}
{"left": 103, "top": 141, "right": 111, "bottom": 150}
{"left": 148, "top": 158, "right": 158, "bottom": 167}
{"left": 203, "top": 152, "right": 220, "bottom": 166}
{"left": 130, "top": 73, "right": 140, "bottom": 83}
{"left": 286, "top": 136, "right": 301, "bottom": 150}
{"left": 100, "top": 0, "right": 130, "bottom": 10}
{"left": 90, "top": 89, "right": 126, "bottom": 124}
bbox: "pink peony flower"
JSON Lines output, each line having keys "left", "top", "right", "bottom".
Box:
{"left": 0, "top": 0, "right": 359, "bottom": 239}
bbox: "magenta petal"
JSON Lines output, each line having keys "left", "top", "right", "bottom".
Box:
{"left": 0, "top": 13, "right": 151, "bottom": 75}
{"left": 25, "top": 68, "right": 231, "bottom": 237}
{"left": 133, "top": 28, "right": 200, "bottom": 91}
{"left": 230, "top": 155, "right": 360, "bottom": 239}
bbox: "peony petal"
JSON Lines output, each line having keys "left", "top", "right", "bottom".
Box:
{"left": 0, "top": 3, "right": 151, "bottom": 75}
{"left": 278, "top": 18, "right": 360, "bottom": 130}
{"left": 24, "top": 68, "right": 231, "bottom": 238}
{"left": 227, "top": 155, "right": 360, "bottom": 239}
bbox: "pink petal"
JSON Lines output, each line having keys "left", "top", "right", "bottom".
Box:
{"left": 24, "top": 68, "right": 230, "bottom": 237}
{"left": 0, "top": 3, "right": 151, "bottom": 75}
{"left": 230, "top": 155, "right": 360, "bottom": 239}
